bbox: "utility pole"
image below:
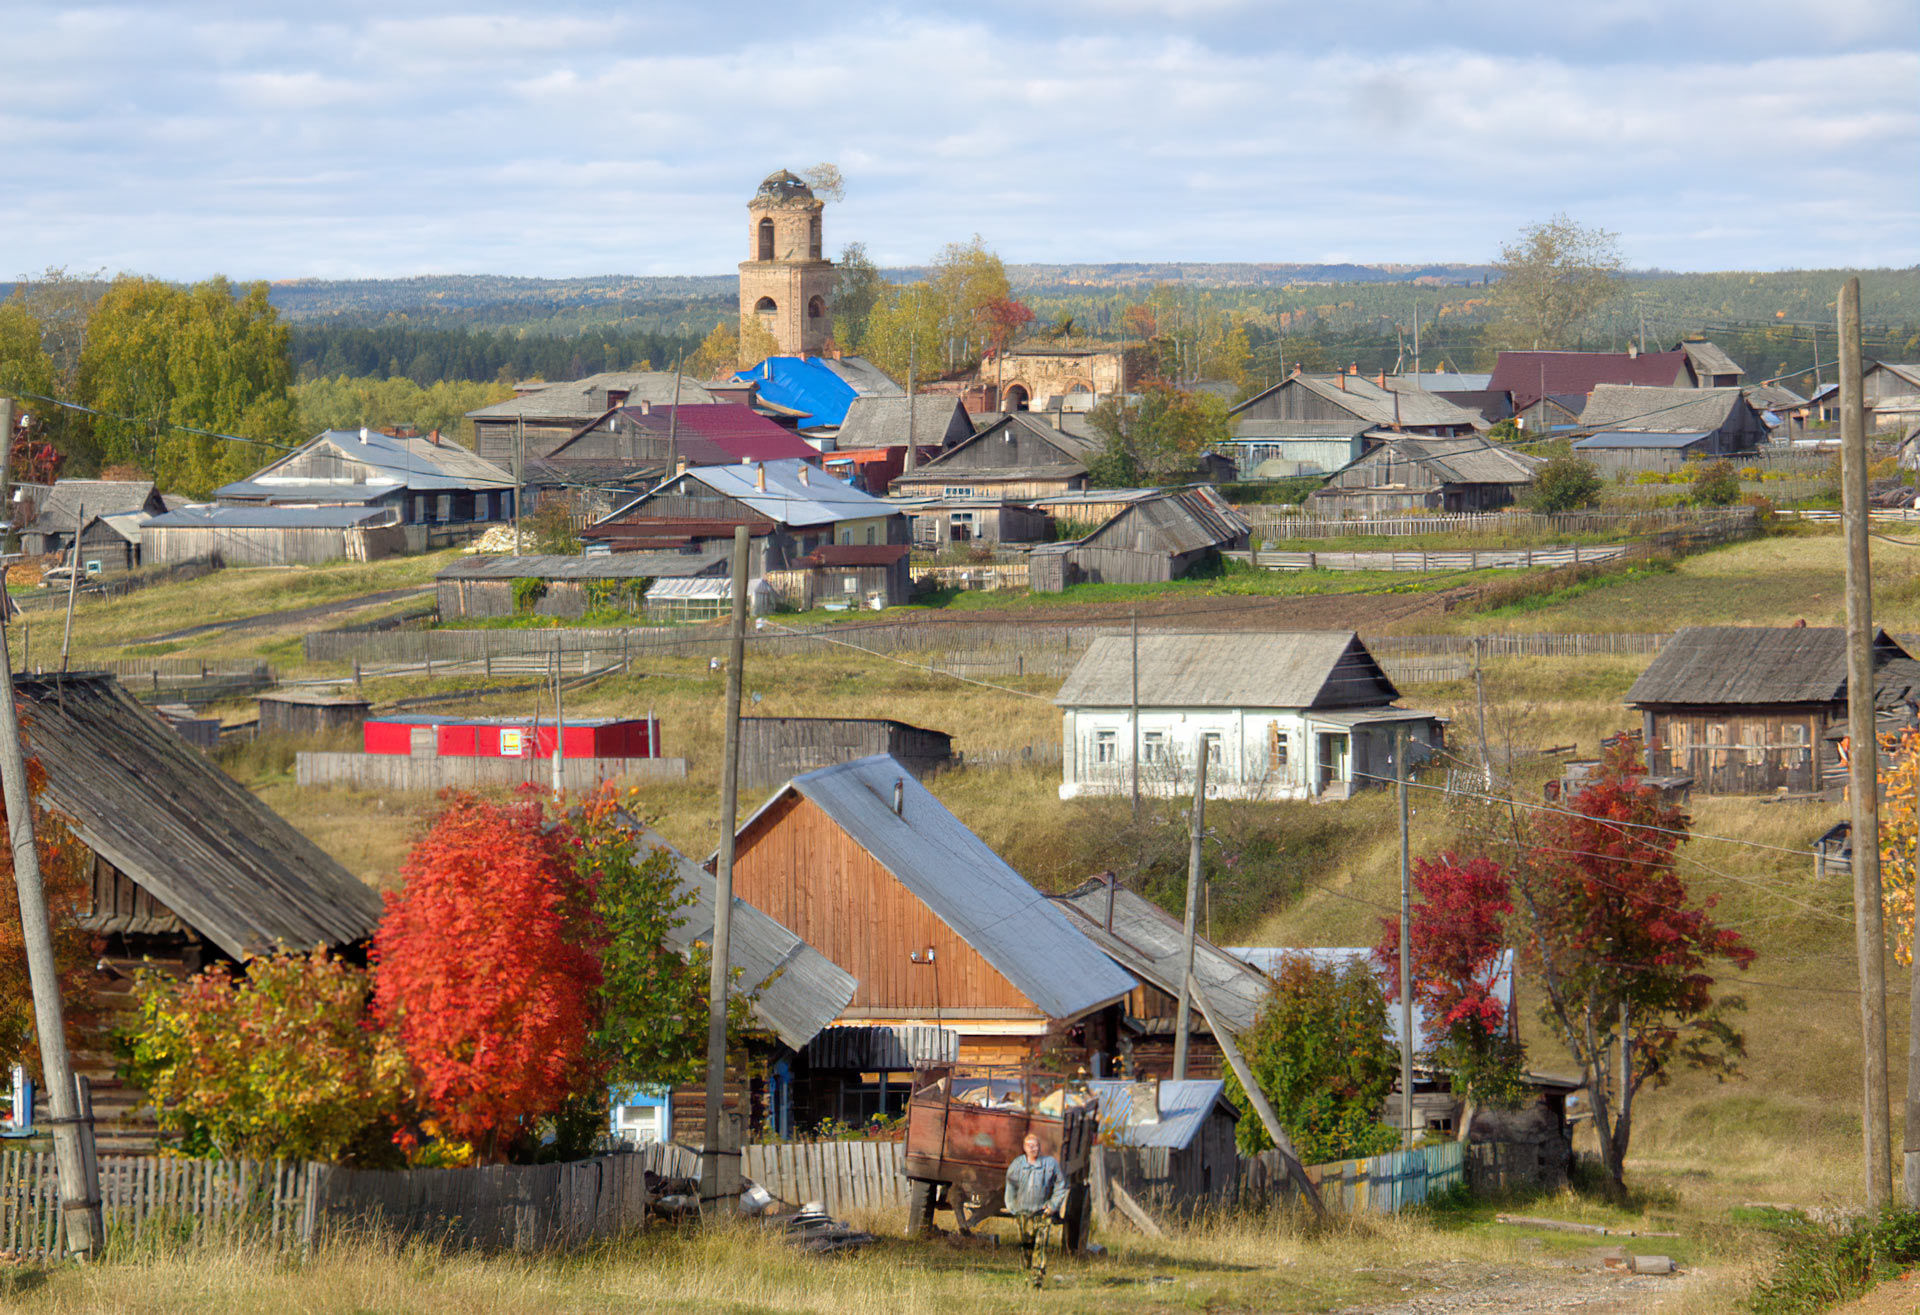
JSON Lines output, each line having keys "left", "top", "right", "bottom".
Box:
{"left": 0, "top": 571, "right": 102, "bottom": 1258}
{"left": 904, "top": 341, "right": 918, "bottom": 474}
{"left": 1637, "top": 304, "right": 1647, "bottom": 356}
{"left": 1841, "top": 276, "right": 1893, "bottom": 1210}
{"left": 1473, "top": 636, "right": 1492, "bottom": 786}
{"left": 666, "top": 357, "right": 684, "bottom": 477}
{"left": 701, "top": 525, "right": 751, "bottom": 1213}
{"left": 0, "top": 397, "right": 14, "bottom": 554}
{"left": 1411, "top": 299, "right": 1421, "bottom": 382}
{"left": 59, "top": 502, "right": 84, "bottom": 673}
{"left": 1172, "top": 749, "right": 1209, "bottom": 1080}
{"left": 1397, "top": 728, "right": 1414, "bottom": 1147}
{"left": 512, "top": 416, "right": 525, "bottom": 556}
{"left": 550, "top": 637, "right": 564, "bottom": 802}
{"left": 1130, "top": 608, "right": 1140, "bottom": 821}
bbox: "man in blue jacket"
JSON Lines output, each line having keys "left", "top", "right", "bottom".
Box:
{"left": 1004, "top": 1132, "right": 1069, "bottom": 1287}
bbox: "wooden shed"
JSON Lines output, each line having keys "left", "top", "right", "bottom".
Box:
{"left": 738, "top": 715, "right": 952, "bottom": 791}
{"left": 1626, "top": 626, "right": 1914, "bottom": 794}
{"left": 256, "top": 690, "right": 373, "bottom": 738}
{"left": 17, "top": 480, "right": 166, "bottom": 558}
{"left": 1086, "top": 1079, "right": 1241, "bottom": 1217}
{"left": 1031, "top": 488, "right": 1248, "bottom": 592}
{"left": 1310, "top": 436, "right": 1541, "bottom": 516}
{"left": 436, "top": 549, "right": 731, "bottom": 620}
{"left": 142, "top": 505, "right": 407, "bottom": 566}
{"left": 765, "top": 544, "right": 914, "bottom": 610}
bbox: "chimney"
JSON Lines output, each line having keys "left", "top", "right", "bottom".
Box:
{"left": 893, "top": 778, "right": 905, "bottom": 816}
{"left": 640, "top": 399, "right": 652, "bottom": 415}
{"left": 755, "top": 463, "right": 766, "bottom": 491}
{"left": 799, "top": 464, "right": 810, "bottom": 486}
{"left": 1627, "top": 342, "right": 1640, "bottom": 359}
{"left": 676, "top": 459, "right": 688, "bottom": 477}
{"left": 1290, "top": 364, "right": 1302, "bottom": 377}
{"left": 358, "top": 426, "right": 370, "bottom": 444}
{"left": 798, "top": 351, "right": 809, "bottom": 363}
{"left": 1377, "top": 370, "right": 1388, "bottom": 389}
{"left": 428, "top": 428, "right": 441, "bottom": 445}
{"left": 1337, "top": 373, "right": 1346, "bottom": 391}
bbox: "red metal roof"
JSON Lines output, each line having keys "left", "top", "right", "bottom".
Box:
{"left": 1489, "top": 350, "right": 1689, "bottom": 411}
{"left": 617, "top": 404, "right": 820, "bottom": 464}
{"left": 583, "top": 514, "right": 776, "bottom": 538}
{"left": 798, "top": 544, "right": 911, "bottom": 567}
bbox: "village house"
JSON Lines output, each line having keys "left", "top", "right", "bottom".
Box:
{"left": 465, "top": 371, "right": 723, "bottom": 467}
{"left": 888, "top": 411, "right": 1104, "bottom": 506}
{"left": 1049, "top": 877, "right": 1271, "bottom": 1080}
{"left": 1054, "top": 631, "right": 1445, "bottom": 801}
{"left": 538, "top": 403, "right": 821, "bottom": 478}
{"left": 1310, "top": 434, "right": 1541, "bottom": 516}
{"left": 1863, "top": 362, "right": 1920, "bottom": 432}
{"left": 585, "top": 459, "right": 908, "bottom": 573}
{"left": 1571, "top": 385, "right": 1770, "bottom": 474}
{"left": 1215, "top": 418, "right": 1374, "bottom": 479}
{"left": 1674, "top": 339, "right": 1746, "bottom": 389}
{"left": 1230, "top": 371, "right": 1483, "bottom": 439}
{"left": 1030, "top": 487, "right": 1249, "bottom": 592}
{"left": 1626, "top": 625, "right": 1916, "bottom": 795}
{"left": 1488, "top": 349, "right": 1693, "bottom": 432}
{"left": 19, "top": 673, "right": 385, "bottom": 1150}
{"left": 723, "top": 754, "right": 1139, "bottom": 1131}
{"left": 17, "top": 479, "right": 168, "bottom": 559}
{"left": 215, "top": 427, "right": 517, "bottom": 530}
{"left": 1385, "top": 372, "right": 1512, "bottom": 425}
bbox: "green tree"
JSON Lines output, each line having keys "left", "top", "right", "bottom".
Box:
{"left": 865, "top": 282, "right": 945, "bottom": 386}
{"left": 527, "top": 499, "right": 580, "bottom": 554}
{"left": 738, "top": 314, "right": 781, "bottom": 369}
{"left": 75, "top": 276, "right": 181, "bottom": 473}
{"left": 831, "top": 243, "right": 886, "bottom": 353}
{"left": 0, "top": 302, "right": 56, "bottom": 415}
{"left": 932, "top": 236, "right": 1012, "bottom": 372}
{"left": 1224, "top": 955, "right": 1401, "bottom": 1163}
{"left": 1086, "top": 384, "right": 1231, "bottom": 485}
{"left": 1690, "top": 459, "right": 1741, "bottom": 506}
{"left": 292, "top": 374, "right": 513, "bottom": 445}
{"left": 1524, "top": 454, "right": 1604, "bottom": 512}
{"left": 1491, "top": 215, "right": 1625, "bottom": 348}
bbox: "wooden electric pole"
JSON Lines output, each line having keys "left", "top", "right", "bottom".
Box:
{"left": 1841, "top": 276, "right": 1893, "bottom": 1209}
{"left": 512, "top": 417, "right": 525, "bottom": 555}
{"left": 701, "top": 526, "right": 751, "bottom": 1213}
{"left": 1473, "top": 636, "right": 1492, "bottom": 784}
{"left": 0, "top": 574, "right": 102, "bottom": 1258}
{"left": 59, "top": 501, "right": 84, "bottom": 673}
{"left": 0, "top": 397, "right": 14, "bottom": 553}
{"left": 1172, "top": 750, "right": 1209, "bottom": 1080}
{"left": 1130, "top": 609, "right": 1140, "bottom": 820}
{"left": 666, "top": 358, "right": 683, "bottom": 477}
{"left": 1397, "top": 728, "right": 1414, "bottom": 1147}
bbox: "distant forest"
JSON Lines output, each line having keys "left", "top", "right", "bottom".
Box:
{"left": 291, "top": 324, "right": 710, "bottom": 387}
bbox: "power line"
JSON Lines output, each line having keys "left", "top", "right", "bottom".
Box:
{"left": 16, "top": 392, "right": 300, "bottom": 452}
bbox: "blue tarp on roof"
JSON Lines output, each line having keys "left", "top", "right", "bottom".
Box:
{"left": 732, "top": 357, "right": 859, "bottom": 427}
{"left": 1574, "top": 430, "right": 1714, "bottom": 450}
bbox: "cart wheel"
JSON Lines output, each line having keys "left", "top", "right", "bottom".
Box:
{"left": 906, "top": 1179, "right": 937, "bottom": 1236}
{"left": 1062, "top": 1184, "right": 1091, "bottom": 1253}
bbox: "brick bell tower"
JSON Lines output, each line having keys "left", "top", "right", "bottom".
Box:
{"left": 738, "top": 169, "right": 835, "bottom": 357}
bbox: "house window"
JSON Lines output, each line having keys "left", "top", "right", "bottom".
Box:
{"left": 1095, "top": 730, "right": 1117, "bottom": 764}
{"left": 865, "top": 525, "right": 876, "bottom": 545}
{"left": 944, "top": 486, "right": 972, "bottom": 498}
{"left": 1200, "top": 731, "right": 1223, "bottom": 766}
{"left": 1142, "top": 731, "right": 1167, "bottom": 763}
{"left": 1269, "top": 724, "right": 1290, "bottom": 768}
{"left": 841, "top": 530, "right": 852, "bottom": 545}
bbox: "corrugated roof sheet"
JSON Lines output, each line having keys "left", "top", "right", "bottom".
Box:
{"left": 1626, "top": 626, "right": 1912, "bottom": 706}
{"left": 741, "top": 755, "right": 1139, "bottom": 1021}
{"left": 1227, "top": 947, "right": 1516, "bottom": 1050}
{"left": 1489, "top": 350, "right": 1691, "bottom": 411}
{"left": 1387, "top": 373, "right": 1494, "bottom": 392}
{"left": 217, "top": 481, "right": 389, "bottom": 505}
{"left": 1574, "top": 430, "right": 1714, "bottom": 450}
{"left": 834, "top": 395, "right": 972, "bottom": 448}
{"left": 466, "top": 372, "right": 719, "bottom": 420}
{"left": 801, "top": 1024, "right": 958, "bottom": 1068}
{"left": 1578, "top": 385, "right": 1745, "bottom": 432}
{"left": 20, "top": 674, "right": 381, "bottom": 958}
{"left": 625, "top": 823, "right": 855, "bottom": 1050}
{"left": 437, "top": 549, "right": 730, "bottom": 581}
{"left": 571, "top": 404, "right": 820, "bottom": 466}
{"left": 1050, "top": 879, "right": 1271, "bottom": 1036}
{"left": 227, "top": 430, "right": 515, "bottom": 496}
{"left": 645, "top": 458, "right": 899, "bottom": 528}
{"left": 1055, "top": 631, "right": 1401, "bottom": 710}
{"left": 1084, "top": 1079, "right": 1237, "bottom": 1150}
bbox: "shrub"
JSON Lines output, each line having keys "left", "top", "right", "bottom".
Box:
{"left": 511, "top": 577, "right": 546, "bottom": 614}
{"left": 1749, "top": 1209, "right": 1920, "bottom": 1314}
{"left": 1523, "top": 455, "right": 1603, "bottom": 513}
{"left": 1691, "top": 459, "right": 1742, "bottom": 506}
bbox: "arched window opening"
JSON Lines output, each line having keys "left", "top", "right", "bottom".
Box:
{"left": 809, "top": 216, "right": 822, "bottom": 260}
{"left": 1004, "top": 383, "right": 1030, "bottom": 412}
{"left": 754, "top": 296, "right": 777, "bottom": 315}
{"left": 757, "top": 218, "right": 774, "bottom": 261}
{"left": 808, "top": 296, "right": 825, "bottom": 321}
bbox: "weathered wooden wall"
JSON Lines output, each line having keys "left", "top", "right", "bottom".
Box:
{"left": 144, "top": 523, "right": 406, "bottom": 567}
{"left": 295, "top": 751, "right": 688, "bottom": 791}
{"left": 738, "top": 717, "right": 952, "bottom": 791}
{"left": 1642, "top": 704, "right": 1833, "bottom": 794}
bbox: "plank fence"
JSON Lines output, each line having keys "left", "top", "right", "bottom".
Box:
{"left": 1237, "top": 1141, "right": 1465, "bottom": 1214}
{"left": 1237, "top": 505, "right": 1752, "bottom": 541}
{"left": 1231, "top": 544, "right": 1630, "bottom": 573}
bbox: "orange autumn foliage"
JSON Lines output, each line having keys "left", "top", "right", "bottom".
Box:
{"left": 0, "top": 744, "right": 95, "bottom": 1076}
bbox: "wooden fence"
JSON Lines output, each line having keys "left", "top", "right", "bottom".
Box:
{"left": 1237, "top": 1141, "right": 1465, "bottom": 1213}
{"left": 295, "top": 751, "right": 690, "bottom": 792}
{"left": 1231, "top": 544, "right": 1630, "bottom": 573}
{"left": 912, "top": 563, "right": 1030, "bottom": 591}
{"left": 1237, "top": 505, "right": 1755, "bottom": 541}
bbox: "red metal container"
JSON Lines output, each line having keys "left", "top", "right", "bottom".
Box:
{"left": 363, "top": 715, "right": 660, "bottom": 759}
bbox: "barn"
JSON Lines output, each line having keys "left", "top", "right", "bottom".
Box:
{"left": 1310, "top": 436, "right": 1541, "bottom": 516}
{"left": 142, "top": 505, "right": 407, "bottom": 566}
{"left": 1030, "top": 488, "right": 1248, "bottom": 592}
{"left": 255, "top": 690, "right": 373, "bottom": 738}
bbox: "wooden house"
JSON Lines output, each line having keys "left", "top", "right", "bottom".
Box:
{"left": 435, "top": 548, "right": 731, "bottom": 620}
{"left": 1230, "top": 372, "right": 1482, "bottom": 438}
{"left": 888, "top": 412, "right": 1104, "bottom": 502}
{"left": 1674, "top": 340, "right": 1746, "bottom": 389}
{"left": 540, "top": 403, "right": 820, "bottom": 486}
{"left": 1054, "top": 631, "right": 1444, "bottom": 801}
{"left": 1571, "top": 385, "right": 1769, "bottom": 474}
{"left": 215, "top": 428, "right": 517, "bottom": 528}
{"left": 1086, "top": 1079, "right": 1241, "bottom": 1217}
{"left": 768, "top": 543, "right": 915, "bottom": 610}
{"left": 56, "top": 512, "right": 149, "bottom": 576}
{"left": 832, "top": 395, "right": 974, "bottom": 453}
{"left": 1626, "top": 625, "right": 1915, "bottom": 794}
{"left": 738, "top": 716, "right": 952, "bottom": 792}
{"left": 888, "top": 495, "right": 1053, "bottom": 548}
{"left": 465, "top": 371, "right": 721, "bottom": 466}
{"left": 18, "top": 673, "right": 384, "bottom": 1150}
{"left": 1863, "top": 362, "right": 1920, "bottom": 432}
{"left": 1030, "top": 487, "right": 1249, "bottom": 592}
{"left": 1050, "top": 877, "right": 1271, "bottom": 1080}
{"left": 17, "top": 480, "right": 166, "bottom": 558}
{"left": 724, "top": 754, "right": 1138, "bottom": 1131}
{"left": 1310, "top": 435, "right": 1541, "bottom": 516}
{"left": 1216, "top": 419, "right": 1372, "bottom": 479}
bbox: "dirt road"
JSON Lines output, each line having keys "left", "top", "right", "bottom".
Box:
{"left": 1335, "top": 1261, "right": 1700, "bottom": 1314}
{"left": 130, "top": 586, "right": 432, "bottom": 644}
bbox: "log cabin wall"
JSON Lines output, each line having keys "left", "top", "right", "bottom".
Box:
{"left": 729, "top": 793, "right": 1042, "bottom": 1021}
{"left": 1640, "top": 702, "right": 1835, "bottom": 794}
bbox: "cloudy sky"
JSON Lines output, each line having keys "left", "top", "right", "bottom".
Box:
{"left": 4, "top": 1, "right": 1915, "bottom": 280}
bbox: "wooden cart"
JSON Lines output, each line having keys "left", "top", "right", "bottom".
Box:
{"left": 901, "top": 1064, "right": 1100, "bottom": 1250}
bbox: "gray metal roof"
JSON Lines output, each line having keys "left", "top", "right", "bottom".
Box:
{"left": 1085, "top": 1079, "right": 1237, "bottom": 1150}
{"left": 1228, "top": 947, "right": 1516, "bottom": 1050}
{"left": 1574, "top": 430, "right": 1714, "bottom": 450}
{"left": 626, "top": 823, "right": 855, "bottom": 1050}
{"left": 1387, "top": 372, "right": 1494, "bottom": 392}
{"left": 227, "top": 430, "right": 514, "bottom": 496}
{"left": 146, "top": 505, "right": 397, "bottom": 529}
{"left": 833, "top": 395, "right": 971, "bottom": 448}
{"left": 1050, "top": 879, "right": 1271, "bottom": 1036}
{"left": 465, "top": 372, "right": 719, "bottom": 420}
{"left": 23, "top": 480, "right": 159, "bottom": 534}
{"left": 1675, "top": 340, "right": 1745, "bottom": 380}
{"left": 1626, "top": 626, "right": 1912, "bottom": 706}
{"left": 800, "top": 1024, "right": 958, "bottom": 1068}
{"left": 1055, "top": 631, "right": 1401, "bottom": 710}
{"left": 1236, "top": 376, "right": 1483, "bottom": 430}
{"left": 1578, "top": 385, "right": 1746, "bottom": 432}
{"left": 739, "top": 754, "right": 1138, "bottom": 1021}
{"left": 437, "top": 549, "right": 729, "bottom": 581}
{"left": 217, "top": 481, "right": 389, "bottom": 505}
{"left": 652, "top": 459, "right": 899, "bottom": 528}
{"left": 20, "top": 673, "right": 382, "bottom": 958}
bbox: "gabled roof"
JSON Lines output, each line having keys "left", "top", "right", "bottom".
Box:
{"left": 22, "top": 480, "right": 161, "bottom": 534}
{"left": 1322, "top": 435, "right": 1541, "bottom": 486}
{"left": 227, "top": 429, "right": 515, "bottom": 496}
{"left": 1742, "top": 383, "right": 1809, "bottom": 414}
{"left": 1626, "top": 626, "right": 1912, "bottom": 706}
{"left": 1868, "top": 362, "right": 1920, "bottom": 390}
{"left": 1232, "top": 375, "right": 1482, "bottom": 430}
{"left": 736, "top": 755, "right": 1138, "bottom": 1021}
{"left": 604, "top": 458, "right": 896, "bottom": 529}
{"left": 1080, "top": 487, "right": 1250, "bottom": 555}
{"left": 1085, "top": 1079, "right": 1237, "bottom": 1150}
{"left": 555, "top": 404, "right": 818, "bottom": 465}
{"left": 1578, "top": 385, "right": 1748, "bottom": 433}
{"left": 465, "top": 372, "right": 719, "bottom": 420}
{"left": 910, "top": 412, "right": 1105, "bottom": 477}
{"left": 1051, "top": 878, "right": 1271, "bottom": 1036}
{"left": 1055, "top": 631, "right": 1401, "bottom": 710}
{"left": 1387, "top": 372, "right": 1494, "bottom": 392}
{"left": 1489, "top": 350, "right": 1691, "bottom": 411}
{"left": 1675, "top": 340, "right": 1745, "bottom": 381}
{"left": 834, "top": 395, "right": 972, "bottom": 448}
{"left": 20, "top": 673, "right": 382, "bottom": 958}
{"left": 625, "top": 823, "right": 854, "bottom": 1050}
{"left": 730, "top": 356, "right": 902, "bottom": 427}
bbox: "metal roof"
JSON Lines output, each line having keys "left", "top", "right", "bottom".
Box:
{"left": 1055, "top": 631, "right": 1401, "bottom": 710}
{"left": 19, "top": 673, "right": 382, "bottom": 958}
{"left": 1233, "top": 376, "right": 1483, "bottom": 431}
{"left": 625, "top": 823, "right": 855, "bottom": 1050}
{"left": 216, "top": 481, "right": 389, "bottom": 505}
{"left": 438, "top": 549, "right": 729, "bottom": 581}
{"left": 1577, "top": 385, "right": 1746, "bottom": 433}
{"left": 738, "top": 754, "right": 1139, "bottom": 1021}
{"left": 145, "top": 505, "right": 398, "bottom": 529}
{"left": 564, "top": 404, "right": 820, "bottom": 466}
{"left": 229, "top": 430, "right": 515, "bottom": 495}
{"left": 801, "top": 1024, "right": 959, "bottom": 1069}
{"left": 1387, "top": 372, "right": 1494, "bottom": 392}
{"left": 1050, "top": 879, "right": 1271, "bottom": 1036}
{"left": 645, "top": 576, "right": 734, "bottom": 599}
{"left": 1489, "top": 350, "right": 1691, "bottom": 411}
{"left": 646, "top": 458, "right": 899, "bottom": 528}
{"left": 1085, "top": 1079, "right": 1237, "bottom": 1150}
{"left": 466, "top": 372, "right": 719, "bottom": 420}
{"left": 1626, "top": 626, "right": 1911, "bottom": 706}
{"left": 1573, "top": 430, "right": 1714, "bottom": 450}
{"left": 1227, "top": 947, "right": 1516, "bottom": 1050}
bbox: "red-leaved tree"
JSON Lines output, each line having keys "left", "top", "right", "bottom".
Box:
{"left": 1513, "top": 739, "right": 1754, "bottom": 1199}
{"left": 372, "top": 794, "right": 603, "bottom": 1159}
{"left": 1373, "top": 852, "right": 1522, "bottom": 1141}
{"left": 1, "top": 750, "right": 94, "bottom": 1077}
{"left": 977, "top": 297, "right": 1036, "bottom": 356}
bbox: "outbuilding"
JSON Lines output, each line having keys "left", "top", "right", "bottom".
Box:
{"left": 738, "top": 715, "right": 952, "bottom": 791}
{"left": 1085, "top": 1079, "right": 1242, "bottom": 1217}
{"left": 435, "top": 549, "right": 731, "bottom": 620}
{"left": 142, "top": 505, "right": 407, "bottom": 566}
{"left": 256, "top": 690, "right": 373, "bottom": 738}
